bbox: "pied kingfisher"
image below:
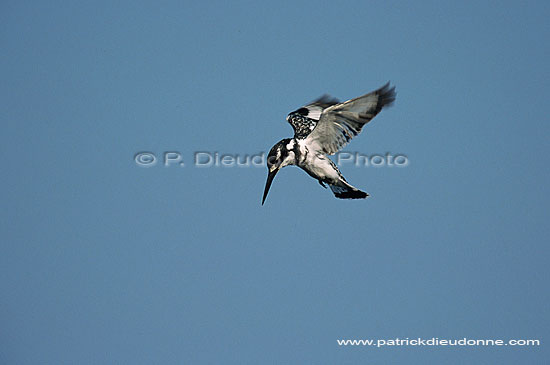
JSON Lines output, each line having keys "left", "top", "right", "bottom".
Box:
{"left": 262, "top": 82, "right": 396, "bottom": 205}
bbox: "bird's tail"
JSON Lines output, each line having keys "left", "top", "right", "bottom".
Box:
{"left": 329, "top": 182, "right": 369, "bottom": 199}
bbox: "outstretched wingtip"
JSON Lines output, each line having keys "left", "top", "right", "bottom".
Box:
{"left": 378, "top": 81, "right": 396, "bottom": 107}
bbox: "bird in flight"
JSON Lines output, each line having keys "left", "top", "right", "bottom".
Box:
{"left": 262, "top": 82, "right": 396, "bottom": 205}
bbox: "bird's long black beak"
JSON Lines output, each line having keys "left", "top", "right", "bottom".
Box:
{"left": 262, "top": 169, "right": 278, "bottom": 205}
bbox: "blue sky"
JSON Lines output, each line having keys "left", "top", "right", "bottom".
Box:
{"left": 1, "top": 1, "right": 549, "bottom": 363}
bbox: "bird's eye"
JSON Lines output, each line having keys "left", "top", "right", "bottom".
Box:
{"left": 267, "top": 155, "right": 277, "bottom": 166}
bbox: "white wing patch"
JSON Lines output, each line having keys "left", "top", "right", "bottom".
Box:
{"left": 305, "top": 106, "right": 323, "bottom": 121}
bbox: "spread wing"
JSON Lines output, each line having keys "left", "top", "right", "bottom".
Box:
{"left": 286, "top": 95, "right": 340, "bottom": 139}
{"left": 304, "top": 82, "right": 396, "bottom": 155}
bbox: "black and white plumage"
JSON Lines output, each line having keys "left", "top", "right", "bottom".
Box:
{"left": 262, "top": 82, "right": 396, "bottom": 205}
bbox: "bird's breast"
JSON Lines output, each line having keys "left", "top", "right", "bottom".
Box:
{"left": 299, "top": 152, "right": 341, "bottom": 183}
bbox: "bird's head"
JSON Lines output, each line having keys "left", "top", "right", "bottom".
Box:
{"left": 262, "top": 138, "right": 294, "bottom": 205}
